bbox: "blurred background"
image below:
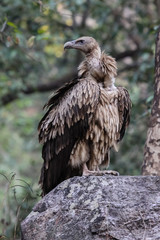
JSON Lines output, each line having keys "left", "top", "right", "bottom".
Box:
{"left": 0, "top": 0, "right": 159, "bottom": 238}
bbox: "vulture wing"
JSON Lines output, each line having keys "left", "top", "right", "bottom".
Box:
{"left": 117, "top": 87, "right": 132, "bottom": 141}
{"left": 38, "top": 79, "right": 100, "bottom": 195}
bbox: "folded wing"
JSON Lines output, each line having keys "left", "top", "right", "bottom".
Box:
{"left": 117, "top": 87, "right": 132, "bottom": 141}
{"left": 38, "top": 79, "right": 100, "bottom": 195}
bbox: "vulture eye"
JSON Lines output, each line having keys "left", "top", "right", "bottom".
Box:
{"left": 76, "top": 40, "right": 85, "bottom": 44}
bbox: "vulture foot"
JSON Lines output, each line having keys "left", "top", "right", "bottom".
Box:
{"left": 101, "top": 170, "right": 119, "bottom": 176}
{"left": 82, "top": 163, "right": 119, "bottom": 176}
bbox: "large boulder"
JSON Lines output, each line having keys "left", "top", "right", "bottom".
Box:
{"left": 21, "top": 176, "right": 160, "bottom": 240}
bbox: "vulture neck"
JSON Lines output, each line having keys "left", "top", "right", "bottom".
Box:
{"left": 86, "top": 46, "right": 101, "bottom": 59}
{"left": 79, "top": 46, "right": 117, "bottom": 89}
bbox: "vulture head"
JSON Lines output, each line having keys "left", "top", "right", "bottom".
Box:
{"left": 64, "top": 36, "right": 100, "bottom": 55}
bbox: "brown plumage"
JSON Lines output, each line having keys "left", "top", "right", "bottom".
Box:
{"left": 38, "top": 36, "right": 131, "bottom": 196}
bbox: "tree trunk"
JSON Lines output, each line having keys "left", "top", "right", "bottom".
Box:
{"left": 142, "top": 26, "right": 160, "bottom": 175}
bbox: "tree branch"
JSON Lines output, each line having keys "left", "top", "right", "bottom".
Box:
{"left": 118, "top": 63, "right": 139, "bottom": 73}
{"left": 115, "top": 49, "right": 140, "bottom": 60}
{"left": 0, "top": 71, "right": 77, "bottom": 106}
{"left": 0, "top": 47, "right": 148, "bottom": 106}
{"left": 52, "top": 19, "right": 73, "bottom": 30}
{"left": 81, "top": 0, "right": 90, "bottom": 28}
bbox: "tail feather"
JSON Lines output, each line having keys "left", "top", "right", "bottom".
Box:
{"left": 39, "top": 140, "right": 81, "bottom": 196}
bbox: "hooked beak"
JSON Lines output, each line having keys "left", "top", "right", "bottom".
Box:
{"left": 64, "top": 40, "right": 76, "bottom": 50}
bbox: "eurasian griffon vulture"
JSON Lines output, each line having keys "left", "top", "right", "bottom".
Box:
{"left": 38, "top": 36, "right": 131, "bottom": 196}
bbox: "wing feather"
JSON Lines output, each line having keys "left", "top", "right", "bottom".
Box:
{"left": 38, "top": 79, "right": 100, "bottom": 195}
{"left": 117, "top": 87, "right": 132, "bottom": 141}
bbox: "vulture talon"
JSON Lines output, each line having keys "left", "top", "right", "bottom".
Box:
{"left": 101, "top": 170, "right": 119, "bottom": 176}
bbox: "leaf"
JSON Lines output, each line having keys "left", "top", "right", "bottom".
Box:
{"left": 146, "top": 95, "right": 153, "bottom": 103}
{"left": 15, "top": 37, "right": 20, "bottom": 45}
{"left": 27, "top": 36, "right": 35, "bottom": 48}
{"left": 38, "top": 25, "right": 49, "bottom": 34}
{"left": 7, "top": 21, "right": 18, "bottom": 28}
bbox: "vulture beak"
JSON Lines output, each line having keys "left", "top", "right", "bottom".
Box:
{"left": 64, "top": 40, "right": 76, "bottom": 50}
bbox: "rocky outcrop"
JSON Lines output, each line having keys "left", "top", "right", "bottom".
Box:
{"left": 21, "top": 176, "right": 160, "bottom": 240}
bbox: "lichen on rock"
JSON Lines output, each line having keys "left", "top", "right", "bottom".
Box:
{"left": 21, "top": 176, "right": 160, "bottom": 240}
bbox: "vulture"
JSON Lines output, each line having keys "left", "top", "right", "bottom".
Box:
{"left": 38, "top": 36, "right": 131, "bottom": 196}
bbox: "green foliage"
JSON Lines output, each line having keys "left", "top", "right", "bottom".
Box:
{"left": 0, "top": 0, "right": 159, "bottom": 238}
{"left": 0, "top": 172, "right": 40, "bottom": 239}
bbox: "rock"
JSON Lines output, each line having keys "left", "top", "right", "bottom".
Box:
{"left": 21, "top": 176, "right": 160, "bottom": 240}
